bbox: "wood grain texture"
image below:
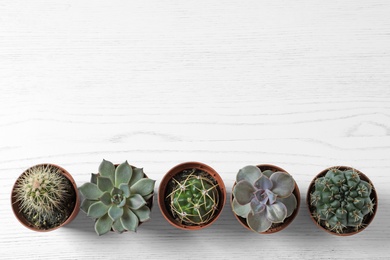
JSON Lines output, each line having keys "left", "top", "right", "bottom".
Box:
{"left": 1, "top": 0, "right": 390, "bottom": 259}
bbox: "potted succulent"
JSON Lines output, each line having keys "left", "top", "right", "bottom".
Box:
{"left": 307, "top": 166, "right": 377, "bottom": 236}
{"left": 79, "top": 159, "right": 155, "bottom": 236}
{"left": 231, "top": 164, "right": 300, "bottom": 233}
{"left": 158, "top": 162, "right": 226, "bottom": 230}
{"left": 11, "top": 163, "right": 80, "bottom": 231}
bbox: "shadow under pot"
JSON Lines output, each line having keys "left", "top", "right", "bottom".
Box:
{"left": 11, "top": 163, "right": 80, "bottom": 232}
{"left": 307, "top": 166, "right": 378, "bottom": 236}
{"left": 231, "top": 164, "right": 300, "bottom": 234}
{"left": 158, "top": 162, "right": 226, "bottom": 230}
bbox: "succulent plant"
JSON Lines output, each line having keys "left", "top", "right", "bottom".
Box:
{"left": 232, "top": 165, "right": 297, "bottom": 233}
{"left": 79, "top": 160, "right": 155, "bottom": 235}
{"left": 167, "top": 168, "right": 220, "bottom": 226}
{"left": 13, "top": 164, "right": 75, "bottom": 230}
{"left": 310, "top": 168, "right": 375, "bottom": 233}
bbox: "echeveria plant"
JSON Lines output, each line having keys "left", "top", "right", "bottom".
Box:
{"left": 310, "top": 168, "right": 375, "bottom": 234}
{"left": 79, "top": 160, "right": 155, "bottom": 235}
{"left": 232, "top": 165, "right": 297, "bottom": 233}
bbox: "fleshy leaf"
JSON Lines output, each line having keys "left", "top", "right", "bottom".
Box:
{"left": 232, "top": 198, "right": 252, "bottom": 218}
{"left": 121, "top": 207, "right": 139, "bottom": 232}
{"left": 128, "top": 194, "right": 146, "bottom": 210}
{"left": 115, "top": 161, "right": 132, "bottom": 187}
{"left": 129, "top": 167, "right": 145, "bottom": 187}
{"left": 254, "top": 175, "right": 273, "bottom": 190}
{"left": 247, "top": 210, "right": 272, "bottom": 233}
{"left": 276, "top": 193, "right": 297, "bottom": 218}
{"left": 80, "top": 199, "right": 97, "bottom": 214}
{"left": 250, "top": 198, "right": 266, "bottom": 214}
{"left": 79, "top": 183, "right": 103, "bottom": 200}
{"left": 266, "top": 201, "right": 287, "bottom": 223}
{"left": 236, "top": 165, "right": 262, "bottom": 184}
{"left": 99, "top": 159, "right": 115, "bottom": 184}
{"left": 119, "top": 183, "right": 131, "bottom": 198}
{"left": 112, "top": 219, "right": 126, "bottom": 233}
{"left": 265, "top": 189, "right": 276, "bottom": 204}
{"left": 133, "top": 205, "right": 151, "bottom": 222}
{"left": 233, "top": 180, "right": 255, "bottom": 205}
{"left": 100, "top": 191, "right": 112, "bottom": 206}
{"left": 108, "top": 204, "right": 124, "bottom": 221}
{"left": 95, "top": 213, "right": 113, "bottom": 236}
{"left": 97, "top": 176, "right": 113, "bottom": 192}
{"left": 270, "top": 172, "right": 295, "bottom": 198}
{"left": 262, "top": 170, "right": 274, "bottom": 178}
{"left": 88, "top": 201, "right": 110, "bottom": 219}
{"left": 130, "top": 178, "right": 155, "bottom": 196}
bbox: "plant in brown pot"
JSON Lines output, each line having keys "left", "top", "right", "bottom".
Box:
{"left": 307, "top": 166, "right": 377, "bottom": 236}
{"left": 158, "top": 162, "right": 226, "bottom": 230}
{"left": 11, "top": 164, "right": 80, "bottom": 231}
{"left": 231, "top": 165, "right": 300, "bottom": 234}
{"left": 79, "top": 159, "right": 155, "bottom": 236}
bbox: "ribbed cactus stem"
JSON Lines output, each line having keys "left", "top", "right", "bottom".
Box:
{"left": 167, "top": 169, "right": 219, "bottom": 226}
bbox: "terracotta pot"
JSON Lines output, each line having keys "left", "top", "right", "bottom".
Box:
{"left": 158, "top": 162, "right": 226, "bottom": 230}
{"left": 11, "top": 163, "right": 80, "bottom": 232}
{"left": 307, "top": 166, "right": 378, "bottom": 236}
{"left": 231, "top": 164, "right": 301, "bottom": 234}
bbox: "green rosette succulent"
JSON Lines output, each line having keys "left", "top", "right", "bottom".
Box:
{"left": 310, "top": 168, "right": 374, "bottom": 233}
{"left": 168, "top": 169, "right": 219, "bottom": 226}
{"left": 232, "top": 165, "right": 297, "bottom": 233}
{"left": 79, "top": 160, "right": 155, "bottom": 235}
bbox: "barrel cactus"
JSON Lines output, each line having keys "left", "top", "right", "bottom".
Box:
{"left": 167, "top": 168, "right": 219, "bottom": 226}
{"left": 232, "top": 165, "right": 297, "bottom": 233}
{"left": 12, "top": 164, "right": 76, "bottom": 230}
{"left": 79, "top": 160, "right": 155, "bottom": 235}
{"left": 310, "top": 168, "right": 375, "bottom": 234}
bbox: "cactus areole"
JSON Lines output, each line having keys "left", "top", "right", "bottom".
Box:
{"left": 159, "top": 162, "right": 226, "bottom": 230}
{"left": 308, "top": 166, "right": 377, "bottom": 235}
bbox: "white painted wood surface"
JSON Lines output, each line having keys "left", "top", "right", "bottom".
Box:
{"left": 1, "top": 1, "right": 390, "bottom": 259}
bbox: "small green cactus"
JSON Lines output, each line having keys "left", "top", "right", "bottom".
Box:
{"left": 79, "top": 160, "right": 155, "bottom": 235}
{"left": 167, "top": 169, "right": 220, "bottom": 226}
{"left": 13, "top": 164, "right": 75, "bottom": 230}
{"left": 310, "top": 168, "right": 375, "bottom": 233}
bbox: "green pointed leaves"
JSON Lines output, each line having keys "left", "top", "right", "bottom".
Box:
{"left": 97, "top": 176, "right": 113, "bottom": 192}
{"left": 270, "top": 172, "right": 295, "bottom": 198}
{"left": 79, "top": 183, "right": 103, "bottom": 200}
{"left": 128, "top": 194, "right": 146, "bottom": 210}
{"left": 121, "top": 207, "right": 139, "bottom": 232}
{"left": 233, "top": 180, "right": 255, "bottom": 205}
{"left": 81, "top": 160, "right": 155, "bottom": 235}
{"left": 95, "top": 213, "right": 113, "bottom": 236}
{"left": 88, "top": 201, "right": 110, "bottom": 219}
{"left": 130, "top": 178, "right": 155, "bottom": 196}
{"left": 133, "top": 206, "right": 151, "bottom": 222}
{"left": 99, "top": 159, "right": 115, "bottom": 184}
{"left": 108, "top": 204, "right": 124, "bottom": 221}
{"left": 115, "top": 161, "right": 132, "bottom": 187}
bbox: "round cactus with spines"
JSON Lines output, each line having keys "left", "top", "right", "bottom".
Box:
{"left": 13, "top": 164, "right": 75, "bottom": 230}
{"left": 167, "top": 169, "right": 219, "bottom": 226}
{"left": 310, "top": 168, "right": 375, "bottom": 234}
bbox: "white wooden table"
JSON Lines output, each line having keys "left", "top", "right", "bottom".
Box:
{"left": 1, "top": 1, "right": 389, "bottom": 259}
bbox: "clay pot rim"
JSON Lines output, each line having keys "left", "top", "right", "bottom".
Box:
{"left": 11, "top": 163, "right": 80, "bottom": 232}
{"left": 306, "top": 165, "right": 378, "bottom": 236}
{"left": 231, "top": 164, "right": 301, "bottom": 234}
{"left": 158, "top": 161, "right": 226, "bottom": 231}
